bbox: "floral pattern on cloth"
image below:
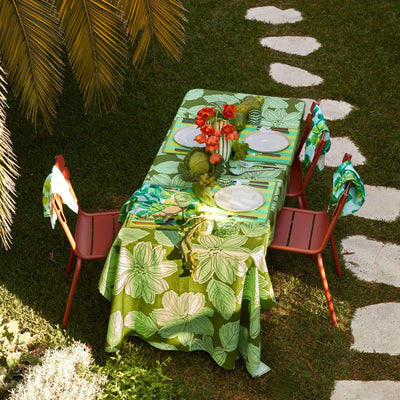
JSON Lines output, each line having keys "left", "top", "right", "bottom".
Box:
{"left": 304, "top": 105, "right": 331, "bottom": 172}
{"left": 98, "top": 220, "right": 275, "bottom": 377}
{"left": 118, "top": 184, "right": 196, "bottom": 224}
{"left": 328, "top": 160, "right": 365, "bottom": 217}
{"left": 42, "top": 165, "right": 78, "bottom": 228}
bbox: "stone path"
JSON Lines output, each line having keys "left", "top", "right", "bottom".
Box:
{"left": 245, "top": 5, "right": 400, "bottom": 399}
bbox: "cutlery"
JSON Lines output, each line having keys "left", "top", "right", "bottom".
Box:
{"left": 229, "top": 167, "right": 276, "bottom": 176}
{"left": 233, "top": 179, "right": 270, "bottom": 185}
{"left": 238, "top": 161, "right": 285, "bottom": 169}
{"left": 182, "top": 117, "right": 196, "bottom": 124}
{"left": 248, "top": 152, "right": 281, "bottom": 157}
{"left": 227, "top": 214, "right": 258, "bottom": 220}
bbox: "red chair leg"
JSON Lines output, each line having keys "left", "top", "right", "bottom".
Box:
{"left": 66, "top": 249, "right": 75, "bottom": 276}
{"left": 329, "top": 234, "right": 342, "bottom": 277}
{"left": 302, "top": 193, "right": 309, "bottom": 210}
{"left": 317, "top": 253, "right": 337, "bottom": 325}
{"left": 62, "top": 257, "right": 82, "bottom": 328}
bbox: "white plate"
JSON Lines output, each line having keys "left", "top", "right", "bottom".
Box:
{"left": 243, "top": 130, "right": 289, "bottom": 153}
{"left": 214, "top": 186, "right": 265, "bottom": 212}
{"left": 173, "top": 126, "right": 205, "bottom": 148}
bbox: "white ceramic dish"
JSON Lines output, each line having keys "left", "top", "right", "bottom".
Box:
{"left": 214, "top": 186, "right": 265, "bottom": 212}
{"left": 173, "top": 126, "right": 205, "bottom": 148}
{"left": 243, "top": 130, "right": 289, "bottom": 153}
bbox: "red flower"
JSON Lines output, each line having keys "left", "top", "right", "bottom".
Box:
{"left": 200, "top": 124, "right": 216, "bottom": 137}
{"left": 222, "top": 104, "right": 237, "bottom": 120}
{"left": 221, "top": 123, "right": 237, "bottom": 138}
{"left": 197, "top": 107, "right": 215, "bottom": 122}
{"left": 195, "top": 115, "right": 207, "bottom": 127}
{"left": 195, "top": 133, "right": 207, "bottom": 144}
{"left": 206, "top": 135, "right": 219, "bottom": 146}
{"left": 209, "top": 153, "right": 222, "bottom": 164}
{"left": 225, "top": 131, "right": 239, "bottom": 141}
{"left": 205, "top": 135, "right": 219, "bottom": 152}
{"left": 213, "top": 129, "right": 222, "bottom": 138}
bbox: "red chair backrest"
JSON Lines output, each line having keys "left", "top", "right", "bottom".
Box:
{"left": 301, "top": 136, "right": 327, "bottom": 191}
{"left": 295, "top": 101, "right": 319, "bottom": 159}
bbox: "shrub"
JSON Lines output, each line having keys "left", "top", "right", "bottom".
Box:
{"left": 8, "top": 342, "right": 106, "bottom": 400}
{"left": 94, "top": 350, "right": 187, "bottom": 400}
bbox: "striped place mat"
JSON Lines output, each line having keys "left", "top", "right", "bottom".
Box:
{"left": 162, "top": 119, "right": 200, "bottom": 154}
{"left": 239, "top": 126, "right": 299, "bottom": 165}
{"left": 204, "top": 181, "right": 277, "bottom": 223}
{"left": 126, "top": 181, "right": 277, "bottom": 227}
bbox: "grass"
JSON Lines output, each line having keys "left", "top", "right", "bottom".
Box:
{"left": 1, "top": 0, "right": 400, "bottom": 398}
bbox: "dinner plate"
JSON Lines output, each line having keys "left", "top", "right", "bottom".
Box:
{"left": 173, "top": 126, "right": 205, "bottom": 148}
{"left": 214, "top": 186, "right": 265, "bottom": 212}
{"left": 243, "top": 130, "right": 289, "bottom": 153}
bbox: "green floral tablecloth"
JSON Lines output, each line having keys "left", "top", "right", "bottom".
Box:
{"left": 99, "top": 218, "right": 275, "bottom": 377}
{"left": 98, "top": 89, "right": 305, "bottom": 377}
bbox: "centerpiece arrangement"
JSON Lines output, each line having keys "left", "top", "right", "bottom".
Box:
{"left": 178, "top": 103, "right": 246, "bottom": 187}
{"left": 193, "top": 103, "right": 239, "bottom": 165}
{"left": 177, "top": 96, "right": 264, "bottom": 205}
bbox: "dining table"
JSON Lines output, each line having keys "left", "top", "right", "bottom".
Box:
{"left": 98, "top": 88, "right": 305, "bottom": 377}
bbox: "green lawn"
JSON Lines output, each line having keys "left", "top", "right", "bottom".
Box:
{"left": 1, "top": 0, "right": 399, "bottom": 399}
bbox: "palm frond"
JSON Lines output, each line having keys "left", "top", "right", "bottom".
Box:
{"left": 58, "top": 0, "right": 127, "bottom": 114}
{"left": 0, "top": 67, "right": 19, "bottom": 250}
{"left": 0, "top": 0, "right": 63, "bottom": 130}
{"left": 120, "top": 0, "right": 187, "bottom": 67}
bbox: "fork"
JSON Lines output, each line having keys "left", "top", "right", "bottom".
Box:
{"left": 238, "top": 160, "right": 285, "bottom": 169}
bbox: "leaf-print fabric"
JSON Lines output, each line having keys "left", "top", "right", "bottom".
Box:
{"left": 328, "top": 160, "right": 365, "bottom": 217}
{"left": 304, "top": 104, "right": 331, "bottom": 172}
{"left": 113, "top": 242, "right": 178, "bottom": 303}
{"left": 98, "top": 89, "right": 305, "bottom": 378}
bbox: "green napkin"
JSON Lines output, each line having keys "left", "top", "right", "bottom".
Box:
{"left": 329, "top": 161, "right": 365, "bottom": 217}
{"left": 119, "top": 184, "right": 196, "bottom": 224}
{"left": 304, "top": 105, "right": 331, "bottom": 172}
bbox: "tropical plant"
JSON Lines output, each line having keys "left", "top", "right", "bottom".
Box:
{"left": 0, "top": 0, "right": 187, "bottom": 250}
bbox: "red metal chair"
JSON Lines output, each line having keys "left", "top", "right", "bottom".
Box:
{"left": 286, "top": 102, "right": 326, "bottom": 209}
{"left": 50, "top": 155, "right": 121, "bottom": 327}
{"left": 270, "top": 154, "right": 353, "bottom": 325}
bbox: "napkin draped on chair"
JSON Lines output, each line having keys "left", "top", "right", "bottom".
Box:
{"left": 42, "top": 165, "right": 78, "bottom": 228}
{"left": 328, "top": 160, "right": 365, "bottom": 217}
{"left": 304, "top": 104, "right": 331, "bottom": 172}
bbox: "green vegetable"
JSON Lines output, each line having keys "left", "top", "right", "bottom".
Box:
{"left": 188, "top": 150, "right": 210, "bottom": 174}
{"left": 231, "top": 140, "right": 249, "bottom": 160}
{"left": 229, "top": 112, "right": 246, "bottom": 131}
{"left": 192, "top": 182, "right": 216, "bottom": 207}
{"left": 178, "top": 148, "right": 224, "bottom": 182}
{"left": 236, "top": 96, "right": 264, "bottom": 117}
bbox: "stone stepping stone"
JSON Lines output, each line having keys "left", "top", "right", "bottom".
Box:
{"left": 342, "top": 235, "right": 400, "bottom": 287}
{"left": 245, "top": 6, "right": 302, "bottom": 25}
{"left": 354, "top": 185, "right": 400, "bottom": 222}
{"left": 350, "top": 302, "right": 400, "bottom": 355}
{"left": 260, "top": 36, "right": 321, "bottom": 56}
{"left": 302, "top": 98, "right": 354, "bottom": 121}
{"left": 270, "top": 63, "right": 323, "bottom": 87}
{"left": 331, "top": 380, "right": 400, "bottom": 400}
{"left": 299, "top": 136, "right": 365, "bottom": 167}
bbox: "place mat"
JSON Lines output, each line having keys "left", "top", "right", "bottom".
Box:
{"left": 162, "top": 119, "right": 202, "bottom": 154}
{"left": 239, "top": 126, "right": 298, "bottom": 165}
{"left": 197, "top": 181, "right": 277, "bottom": 223}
